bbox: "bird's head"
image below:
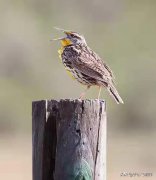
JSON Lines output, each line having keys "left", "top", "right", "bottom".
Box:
{"left": 53, "top": 27, "right": 87, "bottom": 47}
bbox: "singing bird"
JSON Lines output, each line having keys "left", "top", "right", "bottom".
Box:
{"left": 53, "top": 28, "right": 124, "bottom": 104}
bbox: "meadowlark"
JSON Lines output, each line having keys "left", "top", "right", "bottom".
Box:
{"left": 53, "top": 28, "right": 124, "bottom": 104}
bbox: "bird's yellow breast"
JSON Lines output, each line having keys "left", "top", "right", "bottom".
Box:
{"left": 57, "top": 38, "right": 75, "bottom": 80}
{"left": 58, "top": 47, "right": 64, "bottom": 59}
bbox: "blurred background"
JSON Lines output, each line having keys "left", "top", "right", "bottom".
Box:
{"left": 0, "top": 0, "right": 156, "bottom": 179}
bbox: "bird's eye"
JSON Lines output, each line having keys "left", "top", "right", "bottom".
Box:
{"left": 71, "top": 34, "right": 81, "bottom": 40}
{"left": 71, "top": 34, "right": 76, "bottom": 38}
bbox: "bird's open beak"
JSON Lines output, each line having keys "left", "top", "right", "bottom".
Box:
{"left": 54, "top": 27, "right": 72, "bottom": 35}
{"left": 51, "top": 27, "right": 71, "bottom": 41}
{"left": 51, "top": 37, "right": 64, "bottom": 41}
{"left": 51, "top": 27, "right": 73, "bottom": 47}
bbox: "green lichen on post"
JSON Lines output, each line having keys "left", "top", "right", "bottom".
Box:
{"left": 66, "top": 158, "right": 93, "bottom": 180}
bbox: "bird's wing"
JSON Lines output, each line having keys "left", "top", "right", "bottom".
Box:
{"left": 71, "top": 47, "right": 114, "bottom": 83}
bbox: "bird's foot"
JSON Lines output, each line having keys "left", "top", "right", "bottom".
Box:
{"left": 79, "top": 92, "right": 85, "bottom": 100}
{"left": 97, "top": 86, "right": 102, "bottom": 99}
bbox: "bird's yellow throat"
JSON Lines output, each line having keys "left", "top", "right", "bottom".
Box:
{"left": 61, "top": 38, "right": 72, "bottom": 47}
{"left": 58, "top": 38, "right": 72, "bottom": 58}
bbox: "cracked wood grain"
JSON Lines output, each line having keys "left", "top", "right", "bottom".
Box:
{"left": 32, "top": 99, "right": 106, "bottom": 180}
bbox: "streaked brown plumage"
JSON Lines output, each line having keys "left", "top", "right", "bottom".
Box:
{"left": 54, "top": 28, "right": 124, "bottom": 104}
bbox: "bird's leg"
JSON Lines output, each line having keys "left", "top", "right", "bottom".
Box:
{"left": 79, "top": 85, "right": 90, "bottom": 100}
{"left": 98, "top": 86, "right": 102, "bottom": 99}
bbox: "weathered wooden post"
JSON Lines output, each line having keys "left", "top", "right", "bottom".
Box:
{"left": 32, "top": 99, "right": 107, "bottom": 180}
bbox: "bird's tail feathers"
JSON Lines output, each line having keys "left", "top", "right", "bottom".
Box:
{"left": 107, "top": 84, "right": 124, "bottom": 104}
